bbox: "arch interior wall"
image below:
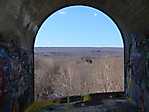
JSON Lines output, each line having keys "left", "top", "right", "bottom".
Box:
{"left": 0, "top": 0, "right": 148, "bottom": 111}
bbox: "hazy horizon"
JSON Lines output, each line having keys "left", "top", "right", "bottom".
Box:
{"left": 34, "top": 46, "right": 123, "bottom": 48}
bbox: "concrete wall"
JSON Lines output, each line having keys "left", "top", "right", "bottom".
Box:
{"left": 0, "top": 0, "right": 148, "bottom": 111}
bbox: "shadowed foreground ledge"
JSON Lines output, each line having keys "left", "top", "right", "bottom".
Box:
{"left": 25, "top": 98, "right": 137, "bottom": 112}
{"left": 25, "top": 92, "right": 138, "bottom": 112}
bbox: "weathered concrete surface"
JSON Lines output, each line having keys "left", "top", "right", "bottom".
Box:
{"left": 0, "top": 0, "right": 149, "bottom": 111}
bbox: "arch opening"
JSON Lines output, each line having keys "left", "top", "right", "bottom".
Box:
{"left": 34, "top": 5, "right": 124, "bottom": 101}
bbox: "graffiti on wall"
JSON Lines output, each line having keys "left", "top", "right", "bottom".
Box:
{"left": 125, "top": 33, "right": 146, "bottom": 111}
{"left": 141, "top": 37, "right": 149, "bottom": 90}
{"left": 0, "top": 39, "right": 33, "bottom": 112}
{"left": 0, "top": 47, "right": 12, "bottom": 111}
{"left": 126, "top": 33, "right": 149, "bottom": 111}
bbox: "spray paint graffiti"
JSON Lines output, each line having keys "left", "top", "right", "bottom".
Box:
{"left": 126, "top": 33, "right": 147, "bottom": 111}
{"left": 129, "top": 34, "right": 149, "bottom": 111}
{"left": 0, "top": 48, "right": 12, "bottom": 111}
{"left": 0, "top": 58, "right": 5, "bottom": 105}
{"left": 7, "top": 40, "right": 33, "bottom": 112}
{"left": 0, "top": 38, "right": 34, "bottom": 112}
{"left": 141, "top": 38, "right": 149, "bottom": 90}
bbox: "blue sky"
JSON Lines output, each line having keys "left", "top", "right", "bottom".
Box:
{"left": 35, "top": 6, "right": 123, "bottom": 47}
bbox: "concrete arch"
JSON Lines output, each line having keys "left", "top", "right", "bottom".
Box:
{"left": 34, "top": 4, "right": 125, "bottom": 101}
{"left": 0, "top": 0, "right": 149, "bottom": 111}
{"left": 33, "top": 4, "right": 125, "bottom": 47}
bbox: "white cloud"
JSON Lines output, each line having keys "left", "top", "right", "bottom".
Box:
{"left": 59, "top": 11, "right": 67, "bottom": 15}
{"left": 94, "top": 13, "right": 97, "bottom": 16}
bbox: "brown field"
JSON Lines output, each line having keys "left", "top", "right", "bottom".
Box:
{"left": 34, "top": 47, "right": 124, "bottom": 101}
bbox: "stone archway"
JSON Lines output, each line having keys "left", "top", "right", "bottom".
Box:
{"left": 0, "top": 0, "right": 149, "bottom": 111}
{"left": 34, "top": 5, "right": 125, "bottom": 101}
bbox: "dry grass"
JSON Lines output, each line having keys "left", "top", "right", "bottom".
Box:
{"left": 34, "top": 53, "right": 124, "bottom": 101}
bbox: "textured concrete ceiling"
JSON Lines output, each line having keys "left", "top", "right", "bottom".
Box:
{"left": 0, "top": 0, "right": 149, "bottom": 49}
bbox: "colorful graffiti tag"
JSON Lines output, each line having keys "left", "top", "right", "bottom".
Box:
{"left": 141, "top": 38, "right": 149, "bottom": 90}
{"left": 0, "top": 48, "right": 12, "bottom": 111}
{"left": 0, "top": 38, "right": 33, "bottom": 112}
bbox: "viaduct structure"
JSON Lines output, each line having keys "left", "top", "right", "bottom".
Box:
{"left": 0, "top": 0, "right": 148, "bottom": 111}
